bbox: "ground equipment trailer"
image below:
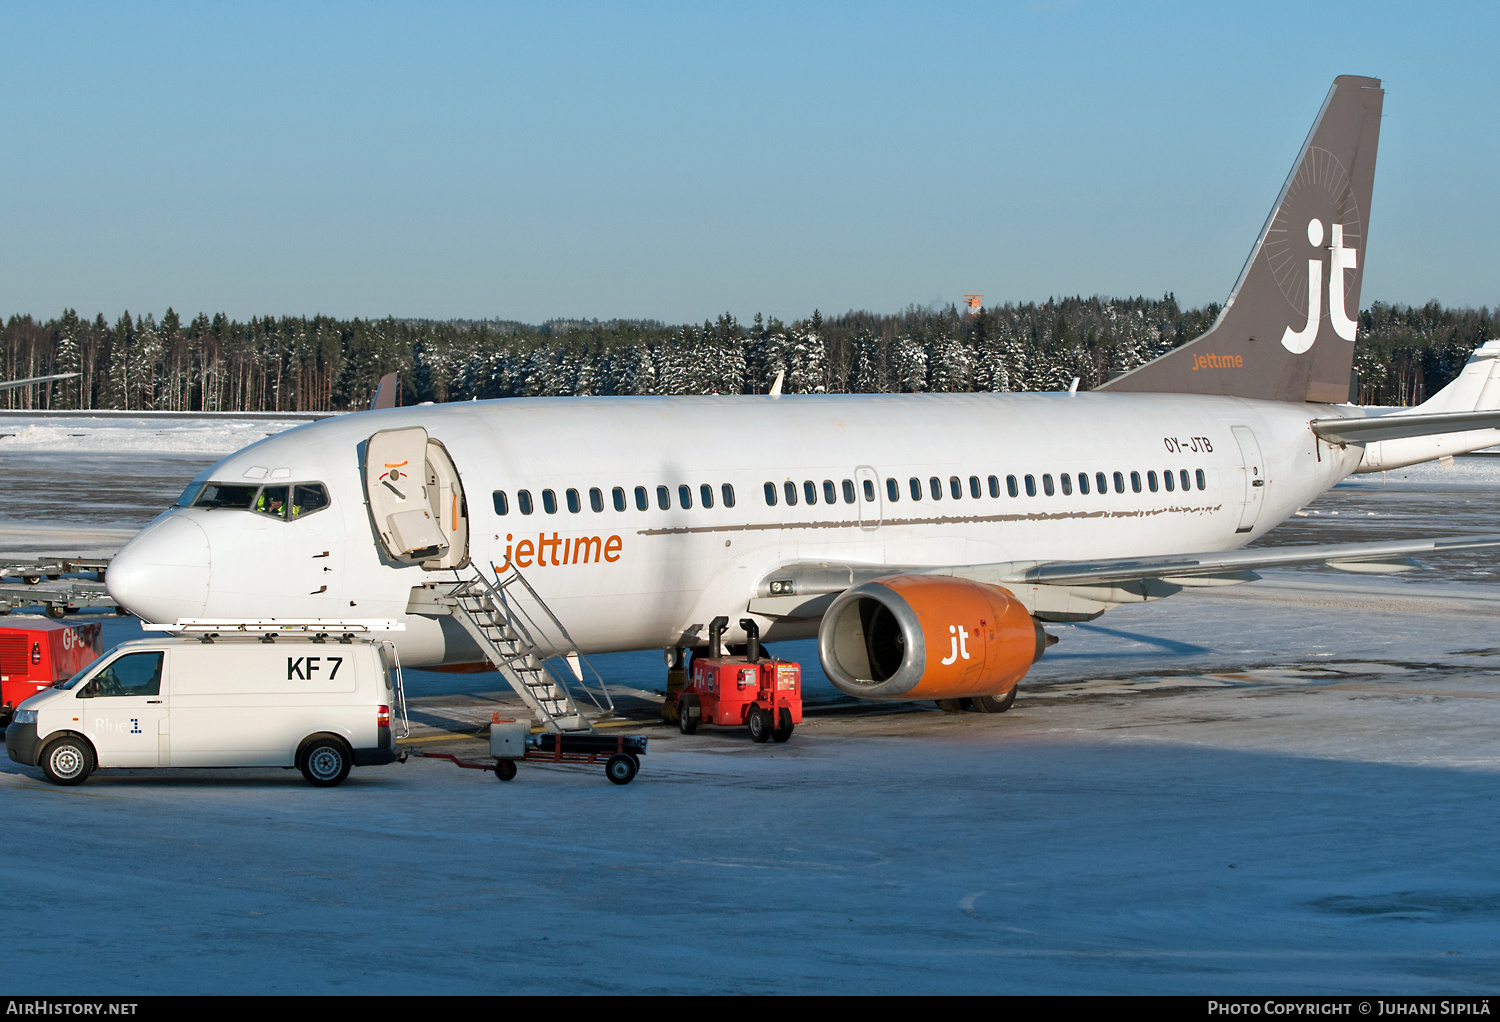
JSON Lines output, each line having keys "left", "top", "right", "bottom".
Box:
{"left": 0, "top": 617, "right": 103, "bottom": 723}
{"left": 420, "top": 713, "right": 648, "bottom": 784}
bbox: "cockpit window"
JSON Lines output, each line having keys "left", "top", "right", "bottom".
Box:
{"left": 291, "top": 484, "right": 330, "bottom": 519}
{"left": 190, "top": 481, "right": 330, "bottom": 520}
{"left": 193, "top": 484, "right": 259, "bottom": 510}
{"left": 174, "top": 482, "right": 205, "bottom": 507}
{"left": 256, "top": 485, "right": 290, "bottom": 519}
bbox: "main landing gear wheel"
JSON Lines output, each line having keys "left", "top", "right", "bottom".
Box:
{"left": 605, "top": 753, "right": 638, "bottom": 785}
{"left": 40, "top": 736, "right": 93, "bottom": 786}
{"left": 678, "top": 695, "right": 699, "bottom": 735}
{"left": 299, "top": 738, "right": 352, "bottom": 787}
{"left": 934, "top": 699, "right": 973, "bottom": 713}
{"left": 747, "top": 706, "right": 774, "bottom": 743}
{"left": 494, "top": 759, "right": 518, "bottom": 781}
{"left": 971, "top": 689, "right": 1018, "bottom": 714}
{"left": 771, "top": 708, "right": 794, "bottom": 743}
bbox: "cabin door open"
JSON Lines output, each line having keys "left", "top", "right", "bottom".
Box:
{"left": 364, "top": 427, "right": 470, "bottom": 569}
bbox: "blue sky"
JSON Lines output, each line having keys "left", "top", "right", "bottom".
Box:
{"left": 2, "top": 1, "right": 1496, "bottom": 323}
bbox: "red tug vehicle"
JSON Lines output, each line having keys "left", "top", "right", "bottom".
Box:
{"left": 678, "top": 618, "right": 801, "bottom": 743}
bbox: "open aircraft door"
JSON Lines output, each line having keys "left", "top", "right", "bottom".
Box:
{"left": 364, "top": 427, "right": 470, "bottom": 568}
{"left": 1231, "top": 425, "right": 1266, "bottom": 534}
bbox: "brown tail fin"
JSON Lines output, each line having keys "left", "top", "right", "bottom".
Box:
{"left": 1099, "top": 75, "right": 1384, "bottom": 404}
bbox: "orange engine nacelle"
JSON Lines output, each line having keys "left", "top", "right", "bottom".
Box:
{"left": 817, "top": 575, "right": 1046, "bottom": 701}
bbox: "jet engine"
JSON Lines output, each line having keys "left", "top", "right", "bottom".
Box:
{"left": 817, "top": 575, "right": 1047, "bottom": 701}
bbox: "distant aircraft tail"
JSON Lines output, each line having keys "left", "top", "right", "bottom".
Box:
{"left": 1099, "top": 75, "right": 1384, "bottom": 404}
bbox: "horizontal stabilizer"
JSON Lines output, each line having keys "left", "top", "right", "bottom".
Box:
{"left": 1311, "top": 409, "right": 1500, "bottom": 444}
{"left": 0, "top": 372, "right": 80, "bottom": 393}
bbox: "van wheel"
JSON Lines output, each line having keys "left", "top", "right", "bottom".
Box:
{"left": 605, "top": 753, "right": 638, "bottom": 785}
{"left": 495, "top": 759, "right": 517, "bottom": 781}
{"left": 298, "top": 738, "right": 351, "bottom": 787}
{"left": 41, "top": 737, "right": 94, "bottom": 786}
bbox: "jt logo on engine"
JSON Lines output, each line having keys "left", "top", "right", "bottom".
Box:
{"left": 287, "top": 656, "right": 343, "bottom": 680}
{"left": 941, "top": 625, "right": 972, "bottom": 666}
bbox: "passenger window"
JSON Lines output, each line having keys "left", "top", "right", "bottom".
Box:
{"left": 1078, "top": 473, "right": 1090, "bottom": 495}
{"left": 1130, "top": 471, "right": 1142, "bottom": 494}
{"left": 656, "top": 485, "right": 671, "bottom": 511}
{"left": 1181, "top": 469, "right": 1192, "bottom": 491}
{"left": 518, "top": 490, "right": 534, "bottom": 515}
{"left": 950, "top": 476, "right": 962, "bottom": 499}
{"left": 1162, "top": 470, "right": 1174, "bottom": 492}
{"left": 635, "top": 486, "right": 649, "bottom": 511}
{"left": 1147, "top": 471, "right": 1158, "bottom": 493}
{"left": 1060, "top": 474, "right": 1072, "bottom": 496}
{"left": 722, "top": 484, "right": 736, "bottom": 508}
{"left": 79, "top": 652, "right": 163, "bottom": 698}
{"left": 1196, "top": 468, "right": 1207, "bottom": 490}
{"left": 566, "top": 488, "right": 581, "bottom": 513}
{"left": 590, "top": 487, "right": 605, "bottom": 512}
{"left": 969, "top": 475, "right": 980, "bottom": 499}
{"left": 863, "top": 479, "right": 875, "bottom": 502}
{"left": 1113, "top": 472, "right": 1125, "bottom": 494}
{"left": 803, "top": 481, "right": 817, "bottom": 505}
{"left": 886, "top": 478, "right": 900, "bottom": 502}
{"left": 1097, "top": 472, "right": 1108, "bottom": 495}
{"left": 255, "top": 485, "right": 289, "bottom": 519}
{"left": 988, "top": 475, "right": 1000, "bottom": 498}
{"left": 679, "top": 485, "right": 693, "bottom": 510}
{"left": 784, "top": 481, "right": 798, "bottom": 506}
{"left": 842, "top": 479, "right": 856, "bottom": 504}
{"left": 192, "top": 483, "right": 258, "bottom": 511}
{"left": 823, "top": 480, "right": 837, "bottom": 504}
{"left": 700, "top": 484, "right": 714, "bottom": 509}
{"left": 493, "top": 491, "right": 509, "bottom": 516}
{"left": 929, "top": 477, "right": 942, "bottom": 500}
{"left": 764, "top": 482, "right": 778, "bottom": 506}
{"left": 291, "top": 484, "right": 329, "bottom": 519}
{"left": 909, "top": 478, "right": 922, "bottom": 501}
{"left": 1025, "top": 475, "right": 1036, "bottom": 497}
{"left": 613, "top": 487, "right": 627, "bottom": 512}
{"left": 543, "top": 489, "right": 558, "bottom": 514}
{"left": 1042, "top": 474, "right": 1055, "bottom": 497}
{"left": 1007, "top": 475, "right": 1018, "bottom": 498}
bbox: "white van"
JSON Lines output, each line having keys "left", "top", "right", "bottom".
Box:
{"left": 5, "top": 636, "right": 404, "bottom": 787}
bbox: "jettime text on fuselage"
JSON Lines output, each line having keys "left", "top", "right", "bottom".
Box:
{"left": 499, "top": 533, "right": 623, "bottom": 570}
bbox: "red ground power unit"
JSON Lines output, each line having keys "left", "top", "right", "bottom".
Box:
{"left": 679, "top": 656, "right": 802, "bottom": 743}
{"left": 0, "top": 618, "right": 104, "bottom": 720}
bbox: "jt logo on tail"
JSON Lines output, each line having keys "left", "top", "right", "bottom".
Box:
{"left": 1282, "top": 218, "right": 1359, "bottom": 353}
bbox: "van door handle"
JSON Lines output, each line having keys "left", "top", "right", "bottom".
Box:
{"left": 147, "top": 699, "right": 163, "bottom": 704}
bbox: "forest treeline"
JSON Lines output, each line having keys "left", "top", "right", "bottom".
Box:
{"left": 0, "top": 297, "right": 1491, "bottom": 411}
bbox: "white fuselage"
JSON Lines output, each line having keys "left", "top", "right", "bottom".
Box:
{"left": 106, "top": 392, "right": 1362, "bottom": 667}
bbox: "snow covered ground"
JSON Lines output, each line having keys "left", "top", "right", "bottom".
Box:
{"left": 2, "top": 415, "right": 1500, "bottom": 993}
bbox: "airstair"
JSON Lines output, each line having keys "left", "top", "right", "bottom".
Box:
{"left": 409, "top": 566, "right": 613, "bottom": 734}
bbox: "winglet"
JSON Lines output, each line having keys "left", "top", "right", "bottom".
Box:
{"left": 372, "top": 372, "right": 398, "bottom": 410}
{"left": 769, "top": 370, "right": 785, "bottom": 399}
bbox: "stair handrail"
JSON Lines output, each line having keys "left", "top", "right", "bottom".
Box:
{"left": 489, "top": 564, "right": 616, "bottom": 715}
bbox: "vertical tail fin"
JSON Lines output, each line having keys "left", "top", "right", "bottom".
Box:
{"left": 1100, "top": 75, "right": 1384, "bottom": 403}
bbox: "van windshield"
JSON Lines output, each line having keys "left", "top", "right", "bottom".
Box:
{"left": 56, "top": 660, "right": 105, "bottom": 690}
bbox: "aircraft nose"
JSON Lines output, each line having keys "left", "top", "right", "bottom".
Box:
{"left": 106, "top": 514, "right": 211, "bottom": 623}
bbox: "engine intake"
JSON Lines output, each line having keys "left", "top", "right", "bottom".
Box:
{"left": 818, "top": 575, "right": 1046, "bottom": 700}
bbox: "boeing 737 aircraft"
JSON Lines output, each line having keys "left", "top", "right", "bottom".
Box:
{"left": 104, "top": 76, "right": 1500, "bottom": 713}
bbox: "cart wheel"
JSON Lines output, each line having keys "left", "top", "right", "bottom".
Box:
{"left": 494, "top": 759, "right": 517, "bottom": 781}
{"left": 747, "top": 706, "right": 773, "bottom": 743}
{"left": 771, "top": 708, "right": 794, "bottom": 743}
{"left": 678, "top": 696, "right": 698, "bottom": 735}
{"left": 605, "top": 753, "right": 638, "bottom": 785}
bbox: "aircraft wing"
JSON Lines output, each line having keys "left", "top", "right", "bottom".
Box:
{"left": 748, "top": 534, "right": 1500, "bottom": 618}
{"left": 0, "top": 372, "right": 79, "bottom": 393}
{"left": 1311, "top": 409, "right": 1500, "bottom": 444}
